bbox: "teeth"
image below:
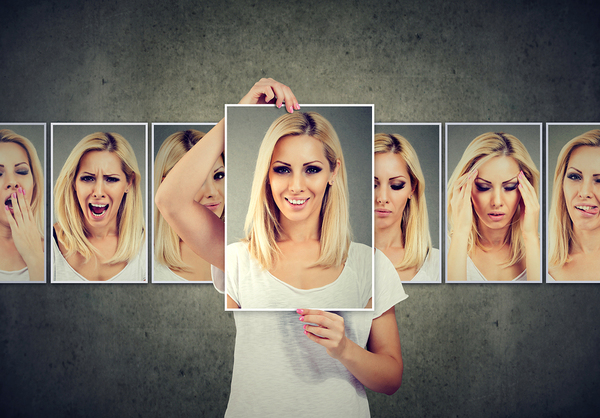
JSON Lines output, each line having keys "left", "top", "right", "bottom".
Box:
{"left": 91, "top": 203, "right": 107, "bottom": 208}
{"left": 576, "top": 206, "right": 596, "bottom": 211}
{"left": 287, "top": 198, "right": 307, "bottom": 205}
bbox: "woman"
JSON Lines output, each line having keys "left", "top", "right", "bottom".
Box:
{"left": 227, "top": 111, "right": 372, "bottom": 309}
{"left": 548, "top": 129, "right": 600, "bottom": 281}
{"left": 53, "top": 132, "right": 146, "bottom": 282}
{"left": 447, "top": 132, "right": 540, "bottom": 282}
{"left": 156, "top": 78, "right": 407, "bottom": 417}
{"left": 374, "top": 133, "right": 439, "bottom": 282}
{"left": 0, "top": 129, "right": 44, "bottom": 282}
{"left": 154, "top": 129, "right": 223, "bottom": 282}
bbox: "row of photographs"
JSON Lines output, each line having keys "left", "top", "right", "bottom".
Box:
{"left": 1, "top": 107, "right": 598, "bottom": 298}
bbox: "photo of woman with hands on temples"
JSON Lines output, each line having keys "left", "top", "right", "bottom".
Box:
{"left": 156, "top": 78, "right": 407, "bottom": 417}
{"left": 0, "top": 127, "right": 45, "bottom": 282}
{"left": 446, "top": 125, "right": 541, "bottom": 282}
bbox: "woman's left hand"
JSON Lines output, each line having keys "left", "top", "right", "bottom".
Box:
{"left": 298, "top": 309, "right": 348, "bottom": 360}
{"left": 518, "top": 171, "right": 539, "bottom": 237}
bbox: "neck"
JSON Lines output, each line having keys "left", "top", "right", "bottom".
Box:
{"left": 84, "top": 221, "right": 119, "bottom": 240}
{"left": 478, "top": 223, "right": 509, "bottom": 248}
{"left": 375, "top": 222, "right": 404, "bottom": 250}
{"left": 572, "top": 228, "right": 600, "bottom": 254}
{"left": 279, "top": 215, "right": 321, "bottom": 242}
{"left": 0, "top": 222, "right": 13, "bottom": 240}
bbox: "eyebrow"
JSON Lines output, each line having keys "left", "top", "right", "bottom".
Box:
{"left": 272, "top": 160, "right": 324, "bottom": 166}
{"left": 0, "top": 162, "right": 29, "bottom": 168}
{"left": 374, "top": 175, "right": 406, "bottom": 181}
{"left": 214, "top": 165, "right": 224, "bottom": 173}
{"left": 567, "top": 166, "right": 600, "bottom": 176}
{"left": 81, "top": 171, "right": 122, "bottom": 177}
{"left": 476, "top": 175, "right": 518, "bottom": 185}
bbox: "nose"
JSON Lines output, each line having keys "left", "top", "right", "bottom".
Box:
{"left": 376, "top": 185, "right": 389, "bottom": 204}
{"left": 579, "top": 178, "right": 593, "bottom": 198}
{"left": 93, "top": 180, "right": 105, "bottom": 198}
{"left": 4, "top": 174, "right": 19, "bottom": 190}
{"left": 198, "top": 176, "right": 218, "bottom": 200}
{"left": 491, "top": 188, "right": 503, "bottom": 207}
{"left": 289, "top": 172, "right": 305, "bottom": 193}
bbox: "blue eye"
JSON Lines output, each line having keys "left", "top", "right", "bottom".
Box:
{"left": 273, "top": 166, "right": 290, "bottom": 174}
{"left": 566, "top": 173, "right": 582, "bottom": 181}
{"left": 390, "top": 182, "right": 406, "bottom": 191}
{"left": 214, "top": 171, "right": 225, "bottom": 181}
{"left": 305, "top": 166, "right": 322, "bottom": 174}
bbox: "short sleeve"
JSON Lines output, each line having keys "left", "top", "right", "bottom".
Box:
{"left": 225, "top": 243, "right": 241, "bottom": 306}
{"left": 211, "top": 265, "right": 225, "bottom": 293}
{"left": 373, "top": 249, "right": 408, "bottom": 318}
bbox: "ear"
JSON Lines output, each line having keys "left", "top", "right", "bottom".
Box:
{"left": 329, "top": 159, "right": 341, "bottom": 185}
{"left": 126, "top": 173, "right": 134, "bottom": 193}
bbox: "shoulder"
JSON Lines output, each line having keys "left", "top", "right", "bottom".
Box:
{"left": 347, "top": 241, "right": 372, "bottom": 261}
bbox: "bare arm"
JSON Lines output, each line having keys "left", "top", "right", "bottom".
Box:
{"left": 518, "top": 171, "right": 541, "bottom": 281}
{"left": 300, "top": 307, "right": 403, "bottom": 395}
{"left": 155, "top": 79, "right": 299, "bottom": 271}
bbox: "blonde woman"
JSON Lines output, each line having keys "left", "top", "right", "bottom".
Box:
{"left": 154, "top": 129, "right": 224, "bottom": 282}
{"left": 53, "top": 132, "right": 146, "bottom": 282}
{"left": 156, "top": 79, "right": 407, "bottom": 417}
{"left": 0, "top": 129, "right": 44, "bottom": 282}
{"left": 447, "top": 132, "right": 540, "bottom": 282}
{"left": 374, "top": 133, "right": 439, "bottom": 282}
{"left": 548, "top": 129, "right": 600, "bottom": 281}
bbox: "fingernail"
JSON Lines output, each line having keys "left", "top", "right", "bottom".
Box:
{"left": 277, "top": 103, "right": 282, "bottom": 108}
{"left": 299, "top": 315, "right": 304, "bottom": 321}
{"left": 304, "top": 330, "right": 308, "bottom": 335}
{"left": 4, "top": 205, "right": 8, "bottom": 211}
{"left": 303, "top": 324, "right": 307, "bottom": 330}
{"left": 296, "top": 103, "right": 301, "bottom": 110}
{"left": 12, "top": 192, "right": 16, "bottom": 199}
{"left": 296, "top": 309, "right": 303, "bottom": 314}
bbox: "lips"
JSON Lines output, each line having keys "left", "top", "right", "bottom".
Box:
{"left": 203, "top": 202, "right": 222, "bottom": 213}
{"left": 285, "top": 197, "right": 309, "bottom": 208}
{"left": 89, "top": 203, "right": 109, "bottom": 218}
{"left": 575, "top": 205, "right": 599, "bottom": 215}
{"left": 487, "top": 212, "right": 505, "bottom": 221}
{"left": 375, "top": 209, "right": 392, "bottom": 218}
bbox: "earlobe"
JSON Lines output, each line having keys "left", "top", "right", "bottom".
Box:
{"left": 329, "top": 159, "right": 341, "bottom": 185}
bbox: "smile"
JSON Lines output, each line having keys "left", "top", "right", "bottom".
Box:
{"left": 575, "top": 205, "right": 599, "bottom": 215}
{"left": 89, "top": 203, "right": 109, "bottom": 218}
{"left": 285, "top": 198, "right": 308, "bottom": 206}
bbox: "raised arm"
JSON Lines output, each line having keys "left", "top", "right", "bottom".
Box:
{"left": 518, "top": 170, "right": 541, "bottom": 281}
{"left": 155, "top": 79, "right": 299, "bottom": 271}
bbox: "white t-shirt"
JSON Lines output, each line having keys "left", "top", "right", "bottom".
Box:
{"left": 52, "top": 234, "right": 146, "bottom": 282}
{"left": 224, "top": 249, "right": 407, "bottom": 418}
{"left": 226, "top": 241, "right": 373, "bottom": 310}
{"left": 466, "top": 255, "right": 527, "bottom": 282}
{"left": 0, "top": 267, "right": 30, "bottom": 282}
{"left": 410, "top": 248, "right": 441, "bottom": 282}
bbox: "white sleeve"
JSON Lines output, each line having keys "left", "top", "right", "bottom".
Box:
{"left": 225, "top": 244, "right": 241, "bottom": 306}
{"left": 211, "top": 265, "right": 225, "bottom": 293}
{"left": 373, "top": 249, "right": 408, "bottom": 318}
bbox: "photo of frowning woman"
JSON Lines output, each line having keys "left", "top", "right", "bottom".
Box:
{"left": 548, "top": 127, "right": 600, "bottom": 282}
{"left": 156, "top": 78, "right": 407, "bottom": 418}
{"left": 52, "top": 130, "right": 146, "bottom": 282}
{"left": 226, "top": 108, "right": 373, "bottom": 310}
{"left": 153, "top": 127, "right": 222, "bottom": 282}
{"left": 374, "top": 132, "right": 440, "bottom": 282}
{"left": 0, "top": 128, "right": 44, "bottom": 282}
{"left": 447, "top": 128, "right": 541, "bottom": 282}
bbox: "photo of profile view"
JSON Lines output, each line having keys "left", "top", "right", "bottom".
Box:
{"left": 51, "top": 124, "right": 146, "bottom": 282}
{"left": 0, "top": 126, "right": 45, "bottom": 283}
{"left": 446, "top": 124, "right": 541, "bottom": 282}
{"left": 153, "top": 124, "right": 221, "bottom": 282}
{"left": 548, "top": 125, "right": 600, "bottom": 282}
{"left": 226, "top": 105, "right": 374, "bottom": 310}
{"left": 374, "top": 124, "right": 441, "bottom": 283}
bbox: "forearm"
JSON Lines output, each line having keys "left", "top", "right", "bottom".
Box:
{"left": 524, "top": 233, "right": 540, "bottom": 281}
{"left": 24, "top": 250, "right": 44, "bottom": 281}
{"left": 447, "top": 232, "right": 469, "bottom": 281}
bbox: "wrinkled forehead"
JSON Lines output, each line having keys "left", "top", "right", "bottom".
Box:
{"left": 77, "top": 150, "right": 126, "bottom": 175}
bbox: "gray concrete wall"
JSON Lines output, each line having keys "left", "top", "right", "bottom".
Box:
{"left": 1, "top": 0, "right": 599, "bottom": 417}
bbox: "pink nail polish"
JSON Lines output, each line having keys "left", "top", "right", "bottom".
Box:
{"left": 303, "top": 324, "right": 307, "bottom": 330}
{"left": 296, "top": 309, "right": 303, "bottom": 314}
{"left": 299, "top": 316, "right": 304, "bottom": 321}
{"left": 304, "top": 330, "right": 308, "bottom": 335}
{"left": 4, "top": 205, "right": 8, "bottom": 211}
{"left": 12, "top": 192, "right": 16, "bottom": 199}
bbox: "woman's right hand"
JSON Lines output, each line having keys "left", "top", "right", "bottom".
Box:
{"left": 238, "top": 78, "right": 300, "bottom": 113}
{"left": 450, "top": 169, "right": 477, "bottom": 234}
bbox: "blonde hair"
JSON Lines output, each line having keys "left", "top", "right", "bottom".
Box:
{"left": 244, "top": 112, "right": 351, "bottom": 270}
{"left": 447, "top": 132, "right": 539, "bottom": 267}
{"left": 375, "top": 133, "right": 431, "bottom": 271}
{"left": 54, "top": 132, "right": 144, "bottom": 264}
{"left": 154, "top": 130, "right": 223, "bottom": 271}
{"left": 549, "top": 129, "right": 600, "bottom": 267}
{"left": 0, "top": 129, "right": 44, "bottom": 235}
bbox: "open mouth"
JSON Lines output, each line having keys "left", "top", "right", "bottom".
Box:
{"left": 575, "top": 205, "right": 599, "bottom": 215}
{"left": 285, "top": 197, "right": 308, "bottom": 206}
{"left": 89, "top": 203, "right": 109, "bottom": 218}
{"left": 4, "top": 196, "right": 13, "bottom": 210}
{"left": 488, "top": 212, "right": 505, "bottom": 220}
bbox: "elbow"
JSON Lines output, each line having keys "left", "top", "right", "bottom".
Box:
{"left": 383, "top": 361, "right": 403, "bottom": 395}
{"left": 155, "top": 185, "right": 173, "bottom": 216}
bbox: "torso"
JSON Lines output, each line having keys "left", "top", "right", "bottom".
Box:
{"left": 174, "top": 241, "right": 212, "bottom": 281}
{"left": 268, "top": 238, "right": 344, "bottom": 289}
{"left": 378, "top": 245, "right": 419, "bottom": 281}
{"left": 0, "top": 238, "right": 27, "bottom": 271}
{"left": 470, "top": 244, "right": 526, "bottom": 281}
{"left": 54, "top": 223, "right": 127, "bottom": 281}
{"left": 549, "top": 250, "right": 600, "bottom": 281}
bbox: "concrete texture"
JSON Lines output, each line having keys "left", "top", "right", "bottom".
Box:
{"left": 1, "top": 0, "right": 600, "bottom": 417}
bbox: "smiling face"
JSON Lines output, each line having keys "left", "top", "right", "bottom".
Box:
{"left": 75, "top": 150, "right": 131, "bottom": 232}
{"left": 562, "top": 146, "right": 600, "bottom": 233}
{"left": 0, "top": 142, "right": 34, "bottom": 224}
{"left": 471, "top": 155, "right": 521, "bottom": 232}
{"left": 374, "top": 152, "right": 413, "bottom": 232}
{"left": 268, "top": 134, "right": 338, "bottom": 227}
{"left": 194, "top": 155, "right": 225, "bottom": 218}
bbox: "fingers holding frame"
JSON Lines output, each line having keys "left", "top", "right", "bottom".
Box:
{"left": 239, "top": 78, "right": 299, "bottom": 113}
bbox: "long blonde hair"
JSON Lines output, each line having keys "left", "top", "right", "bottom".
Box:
{"left": 154, "top": 129, "right": 223, "bottom": 271}
{"left": 447, "top": 132, "right": 539, "bottom": 267}
{"left": 375, "top": 133, "right": 431, "bottom": 271}
{"left": 549, "top": 129, "right": 600, "bottom": 267}
{"left": 0, "top": 129, "right": 44, "bottom": 235}
{"left": 54, "top": 132, "right": 144, "bottom": 264}
{"left": 244, "top": 112, "right": 351, "bottom": 270}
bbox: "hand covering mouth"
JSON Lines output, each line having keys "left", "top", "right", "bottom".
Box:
{"left": 285, "top": 197, "right": 308, "bottom": 205}
{"left": 89, "top": 203, "right": 109, "bottom": 216}
{"left": 4, "top": 196, "right": 12, "bottom": 209}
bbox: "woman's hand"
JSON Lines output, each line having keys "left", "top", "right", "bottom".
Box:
{"left": 450, "top": 169, "right": 477, "bottom": 234}
{"left": 518, "top": 171, "right": 539, "bottom": 238}
{"left": 239, "top": 78, "right": 300, "bottom": 113}
{"left": 298, "top": 309, "right": 349, "bottom": 360}
{"left": 5, "top": 187, "right": 44, "bottom": 281}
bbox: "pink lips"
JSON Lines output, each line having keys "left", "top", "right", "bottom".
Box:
{"left": 575, "top": 205, "right": 599, "bottom": 217}
{"left": 488, "top": 212, "right": 505, "bottom": 221}
{"left": 203, "top": 202, "right": 221, "bottom": 213}
{"left": 375, "top": 209, "right": 392, "bottom": 218}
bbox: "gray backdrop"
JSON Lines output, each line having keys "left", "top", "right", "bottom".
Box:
{"left": 375, "top": 124, "right": 441, "bottom": 249}
{"left": 1, "top": 1, "right": 600, "bottom": 417}
{"left": 226, "top": 105, "right": 373, "bottom": 246}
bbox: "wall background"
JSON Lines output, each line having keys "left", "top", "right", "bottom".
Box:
{"left": 1, "top": 0, "right": 599, "bottom": 417}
